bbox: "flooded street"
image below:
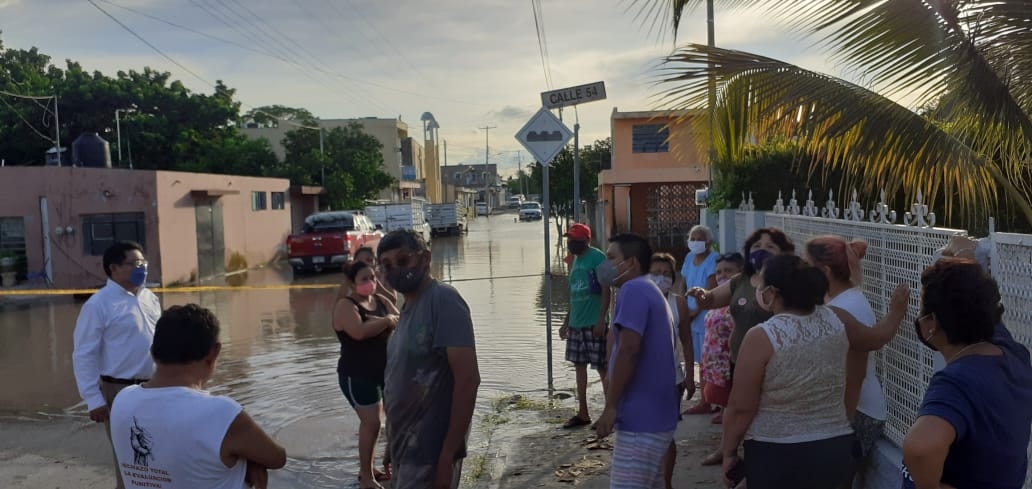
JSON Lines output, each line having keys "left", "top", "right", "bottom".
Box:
{"left": 0, "top": 214, "right": 588, "bottom": 487}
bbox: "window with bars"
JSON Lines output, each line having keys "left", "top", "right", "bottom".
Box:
{"left": 252, "top": 191, "right": 268, "bottom": 211}
{"left": 631, "top": 124, "right": 670, "bottom": 153}
{"left": 82, "top": 213, "right": 146, "bottom": 256}
{"left": 271, "top": 191, "right": 286, "bottom": 210}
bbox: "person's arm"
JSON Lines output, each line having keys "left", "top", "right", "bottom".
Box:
{"left": 721, "top": 327, "right": 773, "bottom": 459}
{"left": 221, "top": 411, "right": 287, "bottom": 469}
{"left": 439, "top": 347, "right": 480, "bottom": 460}
{"left": 843, "top": 350, "right": 867, "bottom": 421}
{"left": 72, "top": 302, "right": 108, "bottom": 416}
{"left": 687, "top": 274, "right": 735, "bottom": 310}
{"left": 332, "top": 299, "right": 395, "bottom": 339}
{"left": 902, "top": 415, "right": 955, "bottom": 489}
{"left": 836, "top": 283, "right": 910, "bottom": 352}
{"left": 594, "top": 286, "right": 612, "bottom": 338}
{"left": 595, "top": 327, "right": 643, "bottom": 439}
{"left": 379, "top": 295, "right": 400, "bottom": 316}
{"left": 677, "top": 298, "right": 697, "bottom": 399}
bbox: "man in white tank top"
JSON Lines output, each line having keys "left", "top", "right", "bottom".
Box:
{"left": 110, "top": 304, "right": 286, "bottom": 489}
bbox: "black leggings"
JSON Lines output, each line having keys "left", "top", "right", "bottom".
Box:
{"left": 743, "top": 434, "right": 856, "bottom": 489}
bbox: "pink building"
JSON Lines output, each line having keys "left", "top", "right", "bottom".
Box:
{"left": 0, "top": 166, "right": 306, "bottom": 289}
{"left": 597, "top": 109, "right": 710, "bottom": 255}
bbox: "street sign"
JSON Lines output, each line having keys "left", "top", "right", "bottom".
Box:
{"left": 540, "top": 81, "right": 607, "bottom": 110}
{"left": 515, "top": 107, "right": 574, "bottom": 164}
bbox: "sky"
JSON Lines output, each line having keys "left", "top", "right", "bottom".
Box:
{"left": 1, "top": 0, "right": 850, "bottom": 176}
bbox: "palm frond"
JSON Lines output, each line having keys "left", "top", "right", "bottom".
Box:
{"left": 656, "top": 44, "right": 1032, "bottom": 224}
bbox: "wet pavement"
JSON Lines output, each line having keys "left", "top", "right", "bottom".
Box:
{"left": 0, "top": 213, "right": 585, "bottom": 487}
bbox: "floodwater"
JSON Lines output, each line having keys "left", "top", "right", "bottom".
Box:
{"left": 0, "top": 213, "right": 587, "bottom": 487}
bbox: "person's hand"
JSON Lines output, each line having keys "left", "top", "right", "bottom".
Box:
{"left": 683, "top": 378, "right": 697, "bottom": 401}
{"left": 559, "top": 324, "right": 569, "bottom": 340}
{"left": 592, "top": 319, "right": 606, "bottom": 339}
{"left": 942, "top": 234, "right": 979, "bottom": 259}
{"left": 88, "top": 405, "right": 110, "bottom": 423}
{"left": 722, "top": 454, "right": 742, "bottom": 488}
{"left": 687, "top": 287, "right": 708, "bottom": 303}
{"left": 382, "top": 450, "right": 392, "bottom": 481}
{"left": 888, "top": 283, "right": 911, "bottom": 318}
{"left": 594, "top": 406, "right": 617, "bottom": 439}
{"left": 433, "top": 454, "right": 454, "bottom": 489}
{"left": 245, "top": 461, "right": 268, "bottom": 489}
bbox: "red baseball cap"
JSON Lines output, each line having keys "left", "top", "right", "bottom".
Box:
{"left": 565, "top": 223, "right": 592, "bottom": 241}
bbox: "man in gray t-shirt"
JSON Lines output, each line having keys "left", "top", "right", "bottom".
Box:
{"left": 377, "top": 230, "right": 480, "bottom": 489}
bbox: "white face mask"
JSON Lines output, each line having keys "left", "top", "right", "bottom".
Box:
{"left": 648, "top": 274, "right": 673, "bottom": 293}
{"left": 687, "top": 240, "right": 707, "bottom": 255}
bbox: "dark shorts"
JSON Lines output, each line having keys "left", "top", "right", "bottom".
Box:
{"left": 743, "top": 434, "right": 856, "bottom": 489}
{"left": 851, "top": 412, "right": 885, "bottom": 459}
{"left": 565, "top": 327, "right": 608, "bottom": 369}
{"left": 338, "top": 373, "right": 383, "bottom": 408}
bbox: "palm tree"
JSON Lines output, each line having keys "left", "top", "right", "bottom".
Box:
{"left": 640, "top": 1, "right": 1032, "bottom": 227}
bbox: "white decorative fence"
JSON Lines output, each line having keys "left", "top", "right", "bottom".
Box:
{"left": 721, "top": 189, "right": 1032, "bottom": 488}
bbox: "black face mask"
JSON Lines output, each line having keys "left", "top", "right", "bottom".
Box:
{"left": 567, "top": 240, "right": 588, "bottom": 256}
{"left": 914, "top": 317, "right": 939, "bottom": 351}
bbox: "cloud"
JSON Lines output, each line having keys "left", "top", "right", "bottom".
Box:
{"left": 488, "top": 106, "right": 533, "bottom": 122}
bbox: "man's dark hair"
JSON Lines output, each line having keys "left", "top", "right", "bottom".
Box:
{"left": 761, "top": 254, "right": 828, "bottom": 312}
{"left": 742, "top": 228, "right": 795, "bottom": 276}
{"left": 608, "top": 233, "right": 652, "bottom": 274}
{"left": 354, "top": 246, "right": 376, "bottom": 261}
{"left": 151, "top": 304, "right": 220, "bottom": 365}
{"left": 921, "top": 258, "right": 1000, "bottom": 344}
{"left": 102, "top": 241, "right": 143, "bottom": 277}
{"left": 377, "top": 229, "right": 429, "bottom": 256}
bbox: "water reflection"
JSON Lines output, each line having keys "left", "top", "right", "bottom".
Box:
{"left": 0, "top": 214, "right": 578, "bottom": 487}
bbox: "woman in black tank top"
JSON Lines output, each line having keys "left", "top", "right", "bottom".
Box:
{"left": 332, "top": 260, "right": 399, "bottom": 488}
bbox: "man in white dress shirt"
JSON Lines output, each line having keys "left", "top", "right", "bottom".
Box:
{"left": 72, "top": 241, "right": 162, "bottom": 489}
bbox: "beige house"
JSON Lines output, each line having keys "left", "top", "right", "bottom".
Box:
{"left": 241, "top": 117, "right": 421, "bottom": 201}
{"left": 597, "top": 109, "right": 710, "bottom": 254}
{"left": 0, "top": 166, "right": 307, "bottom": 289}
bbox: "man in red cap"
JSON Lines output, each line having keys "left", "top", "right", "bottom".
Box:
{"left": 559, "top": 223, "right": 611, "bottom": 428}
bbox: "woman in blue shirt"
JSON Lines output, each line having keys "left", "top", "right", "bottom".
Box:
{"left": 903, "top": 258, "right": 1032, "bottom": 489}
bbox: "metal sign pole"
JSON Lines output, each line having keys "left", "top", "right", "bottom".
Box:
{"left": 543, "top": 159, "right": 553, "bottom": 392}
{"left": 573, "top": 123, "right": 580, "bottom": 223}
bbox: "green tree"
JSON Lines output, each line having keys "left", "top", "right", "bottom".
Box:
{"left": 643, "top": 1, "right": 1032, "bottom": 229}
{"left": 243, "top": 105, "right": 316, "bottom": 127}
{"left": 0, "top": 36, "right": 277, "bottom": 174}
{"left": 278, "top": 122, "right": 394, "bottom": 209}
{"left": 528, "top": 137, "right": 611, "bottom": 221}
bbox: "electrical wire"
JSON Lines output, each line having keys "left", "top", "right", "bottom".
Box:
{"left": 102, "top": 0, "right": 494, "bottom": 108}
{"left": 531, "top": 0, "right": 554, "bottom": 89}
{"left": 0, "top": 93, "right": 57, "bottom": 143}
{"left": 336, "top": 0, "right": 432, "bottom": 83}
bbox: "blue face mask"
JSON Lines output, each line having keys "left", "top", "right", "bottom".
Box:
{"left": 129, "top": 266, "right": 148, "bottom": 288}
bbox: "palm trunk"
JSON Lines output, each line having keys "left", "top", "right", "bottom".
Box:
{"left": 987, "top": 165, "right": 1032, "bottom": 228}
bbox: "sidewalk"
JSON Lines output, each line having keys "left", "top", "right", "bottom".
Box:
{"left": 491, "top": 404, "right": 726, "bottom": 489}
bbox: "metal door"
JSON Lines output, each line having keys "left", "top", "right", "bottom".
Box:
{"left": 194, "top": 200, "right": 225, "bottom": 280}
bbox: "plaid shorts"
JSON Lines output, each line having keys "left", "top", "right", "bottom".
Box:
{"left": 565, "top": 327, "right": 608, "bottom": 369}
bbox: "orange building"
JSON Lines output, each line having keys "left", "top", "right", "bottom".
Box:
{"left": 596, "top": 109, "right": 710, "bottom": 253}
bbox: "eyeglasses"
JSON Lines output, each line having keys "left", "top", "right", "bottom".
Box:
{"left": 123, "top": 259, "right": 148, "bottom": 269}
{"left": 378, "top": 251, "right": 422, "bottom": 273}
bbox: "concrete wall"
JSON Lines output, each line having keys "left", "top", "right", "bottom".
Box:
{"left": 0, "top": 166, "right": 159, "bottom": 288}
{"left": 600, "top": 111, "right": 709, "bottom": 186}
{"left": 154, "top": 171, "right": 291, "bottom": 285}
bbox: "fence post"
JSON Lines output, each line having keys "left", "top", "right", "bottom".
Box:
{"left": 745, "top": 210, "right": 766, "bottom": 238}
{"left": 718, "top": 209, "right": 736, "bottom": 254}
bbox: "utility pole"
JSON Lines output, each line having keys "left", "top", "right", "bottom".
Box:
{"left": 443, "top": 139, "right": 448, "bottom": 167}
{"left": 54, "top": 95, "right": 61, "bottom": 167}
{"left": 480, "top": 125, "right": 496, "bottom": 208}
{"left": 517, "top": 151, "right": 524, "bottom": 196}
{"left": 319, "top": 127, "right": 325, "bottom": 185}
{"left": 115, "top": 109, "right": 122, "bottom": 165}
{"left": 573, "top": 122, "right": 581, "bottom": 222}
{"left": 706, "top": 0, "right": 716, "bottom": 191}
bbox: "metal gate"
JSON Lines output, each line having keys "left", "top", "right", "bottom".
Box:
{"left": 194, "top": 200, "right": 225, "bottom": 281}
{"left": 646, "top": 183, "right": 701, "bottom": 251}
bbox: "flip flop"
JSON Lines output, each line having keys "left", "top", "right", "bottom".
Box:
{"left": 683, "top": 403, "right": 715, "bottom": 415}
{"left": 701, "top": 451, "right": 723, "bottom": 466}
{"left": 562, "top": 415, "right": 591, "bottom": 429}
{"left": 374, "top": 470, "right": 390, "bottom": 482}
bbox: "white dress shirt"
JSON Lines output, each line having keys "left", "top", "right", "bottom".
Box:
{"left": 73, "top": 279, "right": 162, "bottom": 411}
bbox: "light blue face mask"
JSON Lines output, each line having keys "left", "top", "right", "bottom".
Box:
{"left": 129, "top": 265, "right": 148, "bottom": 287}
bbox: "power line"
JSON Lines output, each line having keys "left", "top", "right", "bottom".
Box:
{"left": 531, "top": 0, "right": 554, "bottom": 89}
{"left": 102, "top": 0, "right": 494, "bottom": 108}
{"left": 0, "top": 94, "right": 55, "bottom": 143}
{"left": 336, "top": 0, "right": 433, "bottom": 82}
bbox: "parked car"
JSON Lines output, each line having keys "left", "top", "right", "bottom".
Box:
{"left": 286, "top": 211, "right": 382, "bottom": 273}
{"left": 476, "top": 202, "right": 490, "bottom": 216}
{"left": 508, "top": 197, "right": 523, "bottom": 209}
{"left": 519, "top": 202, "right": 543, "bottom": 221}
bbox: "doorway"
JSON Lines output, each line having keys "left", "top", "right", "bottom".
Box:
{"left": 194, "top": 199, "right": 225, "bottom": 281}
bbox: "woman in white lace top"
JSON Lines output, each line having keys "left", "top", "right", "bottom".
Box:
{"left": 719, "top": 254, "right": 909, "bottom": 488}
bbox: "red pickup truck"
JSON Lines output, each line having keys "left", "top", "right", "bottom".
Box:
{"left": 286, "top": 211, "right": 382, "bottom": 272}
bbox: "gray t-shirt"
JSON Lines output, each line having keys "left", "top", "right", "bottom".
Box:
{"left": 385, "top": 280, "right": 476, "bottom": 470}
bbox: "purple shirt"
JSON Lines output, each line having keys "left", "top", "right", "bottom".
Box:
{"left": 610, "top": 276, "right": 680, "bottom": 433}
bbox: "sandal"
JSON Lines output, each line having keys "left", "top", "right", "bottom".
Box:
{"left": 701, "top": 451, "right": 723, "bottom": 466}
{"left": 711, "top": 411, "right": 723, "bottom": 424}
{"left": 562, "top": 415, "right": 591, "bottom": 429}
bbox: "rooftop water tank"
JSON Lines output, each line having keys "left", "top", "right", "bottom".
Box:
{"left": 72, "top": 132, "right": 112, "bottom": 168}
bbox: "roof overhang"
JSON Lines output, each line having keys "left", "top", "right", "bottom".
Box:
{"left": 290, "top": 185, "right": 325, "bottom": 196}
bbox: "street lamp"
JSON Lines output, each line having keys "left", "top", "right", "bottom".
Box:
{"left": 115, "top": 107, "right": 136, "bottom": 168}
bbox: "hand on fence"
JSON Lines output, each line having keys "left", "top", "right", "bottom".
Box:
{"left": 888, "top": 283, "right": 911, "bottom": 320}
